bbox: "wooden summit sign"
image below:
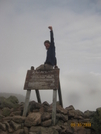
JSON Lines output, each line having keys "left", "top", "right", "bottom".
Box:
{"left": 24, "top": 69, "right": 59, "bottom": 90}
{"left": 23, "top": 67, "right": 63, "bottom": 125}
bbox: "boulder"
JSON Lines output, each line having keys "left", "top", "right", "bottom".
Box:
{"left": 7, "top": 96, "right": 19, "bottom": 104}
{"left": 0, "top": 113, "right": 4, "bottom": 121}
{"left": 0, "top": 122, "right": 6, "bottom": 131}
{"left": 3, "top": 116, "right": 13, "bottom": 121}
{"left": 42, "top": 119, "right": 52, "bottom": 127}
{"left": 28, "top": 101, "right": 42, "bottom": 113}
{"left": 0, "top": 130, "right": 7, "bottom": 134}
{"left": 12, "top": 129, "right": 24, "bottom": 134}
{"left": 78, "top": 118, "right": 90, "bottom": 123}
{"left": 45, "top": 106, "right": 52, "bottom": 112}
{"left": 56, "top": 113, "right": 68, "bottom": 122}
{"left": 52, "top": 125, "right": 61, "bottom": 132}
{"left": 12, "top": 115, "right": 26, "bottom": 123}
{"left": 96, "top": 107, "right": 101, "bottom": 115}
{"left": 72, "top": 126, "right": 87, "bottom": 134}
{"left": 2, "top": 107, "right": 11, "bottom": 117}
{"left": 4, "top": 121, "right": 14, "bottom": 133}
{"left": 84, "top": 110, "right": 95, "bottom": 118}
{"left": 29, "top": 132, "right": 36, "bottom": 134}
{"left": 56, "top": 105, "right": 67, "bottom": 115}
{"left": 39, "top": 106, "right": 45, "bottom": 113}
{"left": 40, "top": 127, "right": 59, "bottom": 134}
{"left": 65, "top": 105, "right": 75, "bottom": 111}
{"left": 57, "top": 120, "right": 64, "bottom": 126}
{"left": 30, "top": 126, "right": 41, "bottom": 133}
{"left": 0, "top": 97, "right": 5, "bottom": 108}
{"left": 10, "top": 111, "right": 21, "bottom": 116}
{"left": 0, "top": 109, "right": 3, "bottom": 114}
{"left": 24, "top": 127, "right": 29, "bottom": 134}
{"left": 43, "top": 101, "right": 50, "bottom": 106}
{"left": 61, "top": 125, "right": 73, "bottom": 134}
{"left": 90, "top": 107, "right": 101, "bottom": 133}
{"left": 10, "top": 120, "right": 21, "bottom": 130}
{"left": 25, "top": 112, "right": 41, "bottom": 127}
{"left": 68, "top": 109, "right": 84, "bottom": 119}
{"left": 1, "top": 96, "right": 19, "bottom": 109}
{"left": 41, "top": 112, "right": 51, "bottom": 121}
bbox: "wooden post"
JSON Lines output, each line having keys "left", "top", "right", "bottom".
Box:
{"left": 23, "top": 89, "right": 31, "bottom": 116}
{"left": 35, "top": 90, "right": 41, "bottom": 103}
{"left": 52, "top": 89, "right": 57, "bottom": 125}
{"left": 58, "top": 79, "right": 63, "bottom": 107}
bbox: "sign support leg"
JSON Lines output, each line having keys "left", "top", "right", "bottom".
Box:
{"left": 35, "top": 90, "right": 41, "bottom": 103}
{"left": 58, "top": 79, "right": 63, "bottom": 107}
{"left": 52, "top": 89, "right": 57, "bottom": 125}
{"left": 23, "top": 89, "right": 31, "bottom": 116}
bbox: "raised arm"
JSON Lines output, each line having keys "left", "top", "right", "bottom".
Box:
{"left": 48, "top": 26, "right": 54, "bottom": 46}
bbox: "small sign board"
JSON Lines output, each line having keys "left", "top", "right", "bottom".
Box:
{"left": 24, "top": 69, "right": 59, "bottom": 90}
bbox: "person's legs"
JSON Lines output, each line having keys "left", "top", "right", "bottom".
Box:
{"left": 36, "top": 64, "right": 44, "bottom": 70}
{"left": 36, "top": 64, "right": 53, "bottom": 71}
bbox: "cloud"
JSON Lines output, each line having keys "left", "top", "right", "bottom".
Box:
{"left": 60, "top": 71, "right": 101, "bottom": 111}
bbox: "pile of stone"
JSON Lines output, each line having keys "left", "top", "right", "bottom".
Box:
{"left": 0, "top": 96, "right": 100, "bottom": 134}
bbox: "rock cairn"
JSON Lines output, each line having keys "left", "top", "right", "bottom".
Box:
{"left": 0, "top": 96, "right": 100, "bottom": 134}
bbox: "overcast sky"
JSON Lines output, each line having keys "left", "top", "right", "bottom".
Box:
{"left": 0, "top": 0, "right": 101, "bottom": 112}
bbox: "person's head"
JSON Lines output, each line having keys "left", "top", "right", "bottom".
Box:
{"left": 44, "top": 40, "right": 50, "bottom": 50}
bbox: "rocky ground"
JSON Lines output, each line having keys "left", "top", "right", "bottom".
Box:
{"left": 0, "top": 96, "right": 101, "bottom": 134}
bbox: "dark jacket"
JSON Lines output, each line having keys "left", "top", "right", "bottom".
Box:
{"left": 44, "top": 30, "right": 57, "bottom": 66}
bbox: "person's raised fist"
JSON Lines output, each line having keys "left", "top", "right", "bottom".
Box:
{"left": 48, "top": 26, "right": 52, "bottom": 30}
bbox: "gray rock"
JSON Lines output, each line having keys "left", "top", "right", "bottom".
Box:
{"left": 28, "top": 101, "right": 42, "bottom": 113}
{"left": 4, "top": 121, "right": 14, "bottom": 133}
{"left": 42, "top": 119, "right": 52, "bottom": 127}
{"left": 96, "top": 107, "right": 101, "bottom": 115}
{"left": 0, "top": 122, "right": 6, "bottom": 131}
{"left": 56, "top": 113, "right": 68, "bottom": 122}
{"left": 41, "top": 112, "right": 51, "bottom": 121}
{"left": 72, "top": 126, "right": 87, "bottom": 134}
{"left": 0, "top": 130, "right": 7, "bottom": 134}
{"left": 7, "top": 96, "right": 19, "bottom": 104}
{"left": 1, "top": 96, "right": 19, "bottom": 109}
{"left": 24, "top": 127, "right": 29, "bottom": 134}
{"left": 2, "top": 107, "right": 11, "bottom": 117}
{"left": 29, "top": 132, "right": 37, "bottom": 134}
{"left": 40, "top": 127, "right": 59, "bottom": 134}
{"left": 12, "top": 115, "right": 26, "bottom": 123}
{"left": 61, "top": 125, "right": 73, "bottom": 134}
{"left": 43, "top": 101, "right": 50, "bottom": 106}
{"left": 52, "top": 125, "right": 61, "bottom": 133}
{"left": 12, "top": 129, "right": 24, "bottom": 134}
{"left": 65, "top": 105, "right": 75, "bottom": 111}
{"left": 10, "top": 111, "right": 21, "bottom": 116}
{"left": 68, "top": 109, "right": 84, "bottom": 118}
{"left": 3, "top": 116, "right": 13, "bottom": 121}
{"left": 84, "top": 110, "right": 95, "bottom": 118}
{"left": 78, "top": 118, "right": 90, "bottom": 123}
{"left": 10, "top": 120, "right": 21, "bottom": 130}
{"left": 56, "top": 105, "right": 67, "bottom": 115}
{"left": 25, "top": 112, "right": 41, "bottom": 127}
{"left": 30, "top": 126, "right": 41, "bottom": 133}
{"left": 0, "top": 113, "right": 4, "bottom": 121}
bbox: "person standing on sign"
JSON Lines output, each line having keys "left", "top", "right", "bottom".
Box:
{"left": 36, "top": 26, "right": 58, "bottom": 70}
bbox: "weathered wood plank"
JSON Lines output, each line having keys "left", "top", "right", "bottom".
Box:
{"left": 24, "top": 69, "right": 59, "bottom": 90}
